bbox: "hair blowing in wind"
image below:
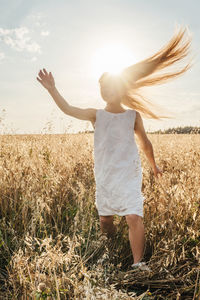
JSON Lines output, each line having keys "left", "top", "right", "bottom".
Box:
{"left": 99, "top": 25, "right": 194, "bottom": 119}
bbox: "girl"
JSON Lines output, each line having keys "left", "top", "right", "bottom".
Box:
{"left": 36, "top": 25, "right": 193, "bottom": 271}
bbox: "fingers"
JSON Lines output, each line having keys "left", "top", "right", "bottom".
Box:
{"left": 43, "top": 68, "right": 48, "bottom": 75}
{"left": 49, "top": 71, "right": 54, "bottom": 79}
{"left": 36, "top": 77, "right": 42, "bottom": 83}
{"left": 38, "top": 69, "right": 45, "bottom": 79}
{"left": 37, "top": 68, "right": 53, "bottom": 80}
{"left": 38, "top": 68, "right": 48, "bottom": 77}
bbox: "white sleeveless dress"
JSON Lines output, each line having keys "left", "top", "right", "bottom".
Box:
{"left": 93, "top": 108, "right": 145, "bottom": 217}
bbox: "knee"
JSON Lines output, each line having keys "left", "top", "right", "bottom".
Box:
{"left": 125, "top": 214, "right": 142, "bottom": 228}
{"left": 99, "top": 216, "right": 114, "bottom": 227}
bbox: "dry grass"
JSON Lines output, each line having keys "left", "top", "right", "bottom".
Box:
{"left": 0, "top": 133, "right": 199, "bottom": 299}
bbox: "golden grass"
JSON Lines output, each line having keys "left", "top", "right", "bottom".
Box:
{"left": 0, "top": 133, "right": 199, "bottom": 299}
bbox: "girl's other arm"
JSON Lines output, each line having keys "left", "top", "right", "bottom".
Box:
{"left": 37, "top": 68, "right": 96, "bottom": 123}
{"left": 134, "top": 111, "right": 163, "bottom": 178}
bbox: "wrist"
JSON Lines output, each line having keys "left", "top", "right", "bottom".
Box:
{"left": 47, "top": 86, "right": 56, "bottom": 93}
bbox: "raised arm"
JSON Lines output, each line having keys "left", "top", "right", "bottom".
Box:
{"left": 36, "top": 68, "right": 96, "bottom": 124}
{"left": 134, "top": 111, "right": 163, "bottom": 178}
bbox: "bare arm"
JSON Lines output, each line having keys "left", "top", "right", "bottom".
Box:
{"left": 134, "top": 111, "right": 163, "bottom": 178}
{"left": 37, "top": 68, "right": 96, "bottom": 123}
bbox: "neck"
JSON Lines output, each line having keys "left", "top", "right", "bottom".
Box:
{"left": 105, "top": 103, "right": 125, "bottom": 112}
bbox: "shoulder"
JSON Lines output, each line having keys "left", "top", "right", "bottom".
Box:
{"left": 91, "top": 108, "right": 101, "bottom": 129}
{"left": 129, "top": 109, "right": 141, "bottom": 121}
{"left": 88, "top": 108, "right": 99, "bottom": 121}
{"left": 135, "top": 110, "right": 142, "bottom": 120}
{"left": 134, "top": 110, "right": 145, "bottom": 133}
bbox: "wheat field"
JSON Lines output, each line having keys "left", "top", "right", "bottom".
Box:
{"left": 0, "top": 133, "right": 199, "bottom": 299}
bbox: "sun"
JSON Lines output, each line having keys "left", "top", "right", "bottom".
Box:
{"left": 91, "top": 43, "right": 136, "bottom": 80}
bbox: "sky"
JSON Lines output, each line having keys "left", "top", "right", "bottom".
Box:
{"left": 0, "top": 0, "right": 200, "bottom": 134}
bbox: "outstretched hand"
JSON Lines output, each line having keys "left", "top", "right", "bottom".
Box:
{"left": 37, "top": 68, "right": 55, "bottom": 91}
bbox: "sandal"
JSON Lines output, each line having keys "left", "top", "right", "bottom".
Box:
{"left": 131, "top": 261, "right": 151, "bottom": 271}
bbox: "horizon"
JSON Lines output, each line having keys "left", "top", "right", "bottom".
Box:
{"left": 0, "top": 124, "right": 199, "bottom": 136}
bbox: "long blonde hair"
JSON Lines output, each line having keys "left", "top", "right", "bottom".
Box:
{"left": 99, "top": 25, "right": 194, "bottom": 120}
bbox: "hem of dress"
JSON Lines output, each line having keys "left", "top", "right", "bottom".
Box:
{"left": 97, "top": 209, "right": 143, "bottom": 218}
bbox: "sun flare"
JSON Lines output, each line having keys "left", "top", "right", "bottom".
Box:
{"left": 91, "top": 43, "right": 136, "bottom": 80}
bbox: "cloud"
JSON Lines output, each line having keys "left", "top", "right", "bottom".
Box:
{"left": 41, "top": 30, "right": 50, "bottom": 36}
{"left": 0, "top": 26, "right": 41, "bottom": 53}
{"left": 30, "top": 56, "right": 37, "bottom": 62}
{"left": 0, "top": 51, "right": 5, "bottom": 60}
{"left": 29, "top": 12, "right": 46, "bottom": 27}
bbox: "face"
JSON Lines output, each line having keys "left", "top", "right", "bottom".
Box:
{"left": 100, "top": 81, "right": 116, "bottom": 102}
{"left": 99, "top": 76, "right": 126, "bottom": 103}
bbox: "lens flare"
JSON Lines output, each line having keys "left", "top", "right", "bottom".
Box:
{"left": 91, "top": 43, "right": 136, "bottom": 80}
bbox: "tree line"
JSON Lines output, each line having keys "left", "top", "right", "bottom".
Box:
{"left": 81, "top": 126, "right": 200, "bottom": 134}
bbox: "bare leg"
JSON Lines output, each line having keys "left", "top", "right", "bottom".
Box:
{"left": 99, "top": 215, "right": 117, "bottom": 238}
{"left": 125, "top": 214, "right": 145, "bottom": 264}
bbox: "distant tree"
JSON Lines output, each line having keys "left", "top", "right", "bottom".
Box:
{"left": 149, "top": 126, "right": 200, "bottom": 134}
